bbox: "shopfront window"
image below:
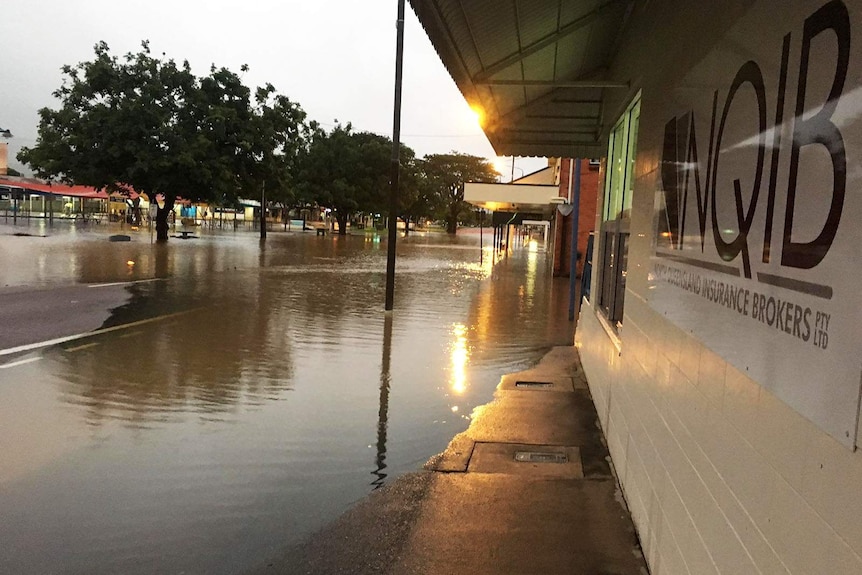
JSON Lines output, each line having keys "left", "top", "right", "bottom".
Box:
{"left": 598, "top": 97, "right": 639, "bottom": 327}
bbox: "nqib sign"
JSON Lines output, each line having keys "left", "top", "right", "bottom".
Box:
{"left": 650, "top": 0, "right": 861, "bottom": 447}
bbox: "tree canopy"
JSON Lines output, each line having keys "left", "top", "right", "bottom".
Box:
{"left": 422, "top": 152, "right": 499, "bottom": 233}
{"left": 18, "top": 41, "right": 506, "bottom": 240}
{"left": 297, "top": 124, "right": 416, "bottom": 235}
{"left": 18, "top": 41, "right": 308, "bottom": 240}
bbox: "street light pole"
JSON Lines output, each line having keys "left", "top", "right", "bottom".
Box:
{"left": 384, "top": 0, "right": 406, "bottom": 312}
{"left": 508, "top": 158, "right": 523, "bottom": 182}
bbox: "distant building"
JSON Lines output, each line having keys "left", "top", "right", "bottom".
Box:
{"left": 0, "top": 143, "right": 8, "bottom": 176}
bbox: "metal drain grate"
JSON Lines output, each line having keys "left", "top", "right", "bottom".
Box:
{"left": 515, "top": 381, "right": 553, "bottom": 388}
{"left": 514, "top": 451, "right": 568, "bottom": 464}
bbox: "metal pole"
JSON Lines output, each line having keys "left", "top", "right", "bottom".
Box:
{"left": 568, "top": 158, "right": 582, "bottom": 321}
{"left": 479, "top": 210, "right": 483, "bottom": 265}
{"left": 385, "top": 0, "right": 406, "bottom": 312}
{"left": 260, "top": 180, "right": 267, "bottom": 240}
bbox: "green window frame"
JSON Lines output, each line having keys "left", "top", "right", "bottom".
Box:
{"left": 597, "top": 96, "right": 640, "bottom": 327}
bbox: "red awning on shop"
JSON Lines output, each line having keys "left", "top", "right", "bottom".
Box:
{"left": 0, "top": 178, "right": 111, "bottom": 199}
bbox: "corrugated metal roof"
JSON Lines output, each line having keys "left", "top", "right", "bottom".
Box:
{"left": 409, "top": 0, "right": 635, "bottom": 157}
{"left": 0, "top": 178, "right": 110, "bottom": 198}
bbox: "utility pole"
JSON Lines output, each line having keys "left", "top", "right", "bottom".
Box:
{"left": 385, "top": 0, "right": 406, "bottom": 311}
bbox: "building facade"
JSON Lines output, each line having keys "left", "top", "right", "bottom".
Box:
{"left": 411, "top": 0, "right": 862, "bottom": 572}
{"left": 551, "top": 158, "right": 599, "bottom": 278}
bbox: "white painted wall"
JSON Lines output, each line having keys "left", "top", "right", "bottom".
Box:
{"left": 513, "top": 165, "right": 555, "bottom": 185}
{"left": 463, "top": 182, "right": 558, "bottom": 206}
{"left": 578, "top": 0, "right": 862, "bottom": 572}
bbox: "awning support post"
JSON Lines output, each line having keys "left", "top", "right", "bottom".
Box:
{"left": 568, "top": 158, "right": 581, "bottom": 321}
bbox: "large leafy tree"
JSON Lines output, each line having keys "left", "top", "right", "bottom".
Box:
{"left": 298, "top": 124, "right": 395, "bottom": 235}
{"left": 18, "top": 41, "right": 308, "bottom": 241}
{"left": 20, "top": 41, "right": 205, "bottom": 240}
{"left": 241, "top": 85, "right": 310, "bottom": 238}
{"left": 423, "top": 152, "right": 498, "bottom": 234}
{"left": 398, "top": 156, "right": 438, "bottom": 235}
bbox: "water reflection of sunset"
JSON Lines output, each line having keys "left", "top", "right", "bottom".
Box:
{"left": 525, "top": 239, "right": 538, "bottom": 301}
{"left": 450, "top": 323, "right": 470, "bottom": 395}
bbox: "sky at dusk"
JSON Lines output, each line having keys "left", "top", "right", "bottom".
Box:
{"left": 0, "top": 0, "right": 546, "bottom": 179}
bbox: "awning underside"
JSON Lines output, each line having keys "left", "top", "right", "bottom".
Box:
{"left": 409, "top": 0, "right": 634, "bottom": 158}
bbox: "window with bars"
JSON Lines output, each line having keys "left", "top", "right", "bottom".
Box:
{"left": 597, "top": 97, "right": 639, "bottom": 327}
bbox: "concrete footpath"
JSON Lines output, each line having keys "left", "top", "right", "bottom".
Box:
{"left": 252, "top": 346, "right": 648, "bottom": 575}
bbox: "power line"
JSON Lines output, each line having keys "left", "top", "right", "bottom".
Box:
{"left": 314, "top": 120, "right": 487, "bottom": 139}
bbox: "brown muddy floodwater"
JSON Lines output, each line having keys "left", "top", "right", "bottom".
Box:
{"left": 0, "top": 225, "right": 573, "bottom": 574}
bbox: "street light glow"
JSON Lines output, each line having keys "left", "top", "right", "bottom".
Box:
{"left": 468, "top": 105, "right": 484, "bottom": 128}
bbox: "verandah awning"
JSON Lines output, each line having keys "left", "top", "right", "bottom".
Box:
{"left": 407, "top": 0, "right": 635, "bottom": 158}
{"left": 0, "top": 178, "right": 111, "bottom": 199}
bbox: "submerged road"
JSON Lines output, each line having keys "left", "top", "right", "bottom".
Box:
{"left": 0, "top": 283, "right": 133, "bottom": 353}
{"left": 1, "top": 227, "right": 581, "bottom": 574}
{"left": 0, "top": 281, "right": 161, "bottom": 354}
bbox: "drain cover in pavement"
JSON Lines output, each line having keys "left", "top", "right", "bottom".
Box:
{"left": 467, "top": 443, "right": 583, "bottom": 477}
{"left": 515, "top": 381, "right": 553, "bottom": 388}
{"left": 514, "top": 451, "right": 568, "bottom": 464}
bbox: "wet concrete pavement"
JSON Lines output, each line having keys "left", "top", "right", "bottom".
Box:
{"left": 256, "top": 346, "right": 649, "bottom": 575}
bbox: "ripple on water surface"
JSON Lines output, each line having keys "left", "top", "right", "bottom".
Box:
{"left": 0, "top": 231, "right": 573, "bottom": 574}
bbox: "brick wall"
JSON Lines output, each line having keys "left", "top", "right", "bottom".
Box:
{"left": 553, "top": 159, "right": 600, "bottom": 278}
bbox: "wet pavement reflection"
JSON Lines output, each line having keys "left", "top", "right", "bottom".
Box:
{"left": 0, "top": 226, "right": 573, "bottom": 574}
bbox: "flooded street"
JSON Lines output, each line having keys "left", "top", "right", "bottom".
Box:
{"left": 0, "top": 226, "right": 573, "bottom": 574}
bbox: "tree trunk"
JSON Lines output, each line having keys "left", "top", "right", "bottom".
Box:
{"left": 154, "top": 195, "right": 175, "bottom": 242}
{"left": 131, "top": 197, "right": 142, "bottom": 225}
{"left": 336, "top": 212, "right": 348, "bottom": 235}
{"left": 446, "top": 210, "right": 458, "bottom": 234}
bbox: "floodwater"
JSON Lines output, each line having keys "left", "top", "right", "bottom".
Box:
{"left": 0, "top": 224, "right": 573, "bottom": 574}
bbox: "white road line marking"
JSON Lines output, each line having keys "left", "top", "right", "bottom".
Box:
{"left": 65, "top": 342, "right": 100, "bottom": 352}
{"left": 88, "top": 278, "right": 162, "bottom": 288}
{"left": 0, "top": 357, "right": 43, "bottom": 369}
{"left": 0, "top": 309, "right": 195, "bottom": 357}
